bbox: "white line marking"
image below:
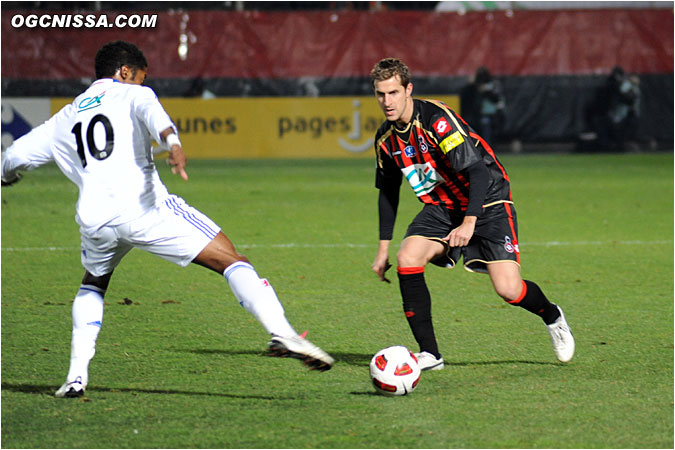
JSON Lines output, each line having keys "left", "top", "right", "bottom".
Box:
{"left": 2, "top": 240, "right": 672, "bottom": 252}
{"left": 525, "top": 239, "right": 673, "bottom": 247}
{"left": 3, "top": 246, "right": 78, "bottom": 252}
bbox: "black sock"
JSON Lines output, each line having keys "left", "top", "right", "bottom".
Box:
{"left": 511, "top": 280, "right": 560, "bottom": 325}
{"left": 397, "top": 267, "right": 441, "bottom": 358}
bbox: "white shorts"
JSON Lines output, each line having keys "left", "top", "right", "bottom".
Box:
{"left": 80, "top": 195, "right": 221, "bottom": 277}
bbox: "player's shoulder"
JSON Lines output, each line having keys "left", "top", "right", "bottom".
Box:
{"left": 119, "top": 82, "right": 159, "bottom": 99}
{"left": 75, "top": 79, "right": 154, "bottom": 101}
{"left": 86, "top": 79, "right": 158, "bottom": 98}
{"left": 105, "top": 83, "right": 161, "bottom": 112}
{"left": 416, "top": 98, "right": 465, "bottom": 138}
{"left": 417, "top": 98, "right": 456, "bottom": 122}
{"left": 46, "top": 102, "right": 76, "bottom": 131}
{"left": 374, "top": 120, "right": 394, "bottom": 145}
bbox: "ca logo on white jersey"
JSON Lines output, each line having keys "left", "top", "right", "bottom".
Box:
{"left": 402, "top": 162, "right": 442, "bottom": 197}
{"left": 78, "top": 92, "right": 106, "bottom": 113}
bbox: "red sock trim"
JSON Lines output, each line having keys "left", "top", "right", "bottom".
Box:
{"left": 508, "top": 280, "right": 528, "bottom": 304}
{"left": 397, "top": 266, "right": 425, "bottom": 275}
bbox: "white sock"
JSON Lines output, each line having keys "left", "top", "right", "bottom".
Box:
{"left": 66, "top": 285, "right": 105, "bottom": 388}
{"left": 224, "top": 261, "right": 297, "bottom": 337}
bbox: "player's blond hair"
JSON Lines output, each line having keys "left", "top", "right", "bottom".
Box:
{"left": 370, "top": 58, "right": 411, "bottom": 88}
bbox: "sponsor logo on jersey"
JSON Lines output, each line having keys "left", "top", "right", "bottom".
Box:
{"left": 404, "top": 145, "right": 416, "bottom": 158}
{"left": 78, "top": 92, "right": 105, "bottom": 113}
{"left": 504, "top": 236, "right": 519, "bottom": 253}
{"left": 432, "top": 117, "right": 451, "bottom": 136}
{"left": 401, "top": 162, "right": 442, "bottom": 197}
{"left": 439, "top": 131, "right": 465, "bottom": 154}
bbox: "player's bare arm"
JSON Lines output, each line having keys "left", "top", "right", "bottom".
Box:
{"left": 160, "top": 127, "right": 188, "bottom": 181}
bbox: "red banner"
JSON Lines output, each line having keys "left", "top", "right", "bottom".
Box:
{"left": 2, "top": 9, "right": 672, "bottom": 80}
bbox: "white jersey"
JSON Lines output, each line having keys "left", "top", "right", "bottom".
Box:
{"left": 2, "top": 79, "right": 175, "bottom": 229}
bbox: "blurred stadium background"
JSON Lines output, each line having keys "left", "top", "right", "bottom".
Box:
{"left": 1, "top": 1, "right": 673, "bottom": 157}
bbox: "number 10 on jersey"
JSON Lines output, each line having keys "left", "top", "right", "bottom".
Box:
{"left": 71, "top": 114, "right": 115, "bottom": 168}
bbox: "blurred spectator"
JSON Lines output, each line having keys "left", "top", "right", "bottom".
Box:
{"left": 184, "top": 77, "right": 216, "bottom": 99}
{"left": 460, "top": 67, "right": 506, "bottom": 146}
{"left": 584, "top": 66, "right": 641, "bottom": 151}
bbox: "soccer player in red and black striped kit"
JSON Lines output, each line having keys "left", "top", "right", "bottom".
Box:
{"left": 370, "top": 58, "right": 574, "bottom": 370}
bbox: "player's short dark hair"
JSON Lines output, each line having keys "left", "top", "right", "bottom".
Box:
{"left": 370, "top": 58, "right": 411, "bottom": 88}
{"left": 94, "top": 41, "right": 148, "bottom": 79}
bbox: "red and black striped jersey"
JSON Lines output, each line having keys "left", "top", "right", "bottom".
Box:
{"left": 375, "top": 98, "right": 512, "bottom": 213}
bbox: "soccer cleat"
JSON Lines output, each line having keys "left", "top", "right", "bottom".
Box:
{"left": 547, "top": 305, "right": 575, "bottom": 362}
{"left": 268, "top": 333, "right": 334, "bottom": 371}
{"left": 414, "top": 351, "right": 445, "bottom": 371}
{"left": 1, "top": 172, "right": 22, "bottom": 187}
{"left": 54, "top": 377, "right": 85, "bottom": 398}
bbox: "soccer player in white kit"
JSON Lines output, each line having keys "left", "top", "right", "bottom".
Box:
{"left": 1, "top": 41, "right": 334, "bottom": 398}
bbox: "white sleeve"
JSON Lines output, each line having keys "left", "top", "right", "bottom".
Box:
{"left": 1, "top": 107, "right": 63, "bottom": 179}
{"left": 132, "top": 86, "right": 176, "bottom": 143}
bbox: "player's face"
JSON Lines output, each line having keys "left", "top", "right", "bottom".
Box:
{"left": 374, "top": 75, "right": 413, "bottom": 125}
{"left": 127, "top": 67, "right": 147, "bottom": 85}
{"left": 116, "top": 65, "right": 147, "bottom": 85}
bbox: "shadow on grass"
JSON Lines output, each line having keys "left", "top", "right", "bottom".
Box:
{"left": 184, "top": 349, "right": 561, "bottom": 368}
{"left": 449, "top": 360, "right": 560, "bottom": 367}
{"left": 0, "top": 382, "right": 290, "bottom": 400}
{"left": 187, "top": 348, "right": 373, "bottom": 367}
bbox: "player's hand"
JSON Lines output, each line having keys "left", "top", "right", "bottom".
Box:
{"left": 168, "top": 145, "right": 188, "bottom": 181}
{"left": 1, "top": 172, "right": 22, "bottom": 187}
{"left": 372, "top": 256, "right": 393, "bottom": 283}
{"left": 442, "top": 218, "right": 476, "bottom": 247}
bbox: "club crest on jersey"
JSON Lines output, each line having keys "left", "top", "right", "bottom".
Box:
{"left": 504, "top": 236, "right": 519, "bottom": 253}
{"left": 404, "top": 145, "right": 416, "bottom": 158}
{"left": 432, "top": 117, "right": 451, "bottom": 136}
{"left": 418, "top": 135, "right": 429, "bottom": 153}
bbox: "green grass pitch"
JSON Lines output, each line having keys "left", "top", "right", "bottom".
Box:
{"left": 1, "top": 153, "right": 672, "bottom": 448}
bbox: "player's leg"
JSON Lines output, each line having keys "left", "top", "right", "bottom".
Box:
{"left": 477, "top": 202, "right": 574, "bottom": 362}
{"left": 194, "top": 232, "right": 298, "bottom": 337}
{"left": 142, "top": 195, "right": 333, "bottom": 370}
{"left": 397, "top": 236, "right": 447, "bottom": 370}
{"left": 193, "top": 232, "right": 333, "bottom": 370}
{"left": 487, "top": 262, "right": 574, "bottom": 362}
{"left": 56, "top": 225, "right": 129, "bottom": 398}
{"left": 55, "top": 270, "right": 112, "bottom": 398}
{"left": 487, "top": 261, "right": 559, "bottom": 320}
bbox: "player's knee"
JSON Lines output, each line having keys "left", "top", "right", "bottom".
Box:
{"left": 494, "top": 282, "right": 523, "bottom": 303}
{"left": 397, "top": 249, "right": 423, "bottom": 268}
{"left": 232, "top": 252, "right": 249, "bottom": 265}
{"left": 216, "top": 251, "right": 249, "bottom": 272}
{"left": 193, "top": 246, "right": 249, "bottom": 274}
{"left": 81, "top": 271, "right": 113, "bottom": 291}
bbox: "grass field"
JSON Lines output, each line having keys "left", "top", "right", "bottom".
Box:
{"left": 1, "top": 153, "right": 673, "bottom": 448}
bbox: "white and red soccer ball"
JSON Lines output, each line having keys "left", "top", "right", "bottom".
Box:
{"left": 369, "top": 346, "right": 421, "bottom": 396}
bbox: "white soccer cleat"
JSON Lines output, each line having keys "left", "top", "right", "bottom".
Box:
{"left": 54, "top": 377, "right": 85, "bottom": 398}
{"left": 414, "top": 351, "right": 445, "bottom": 371}
{"left": 268, "top": 333, "right": 334, "bottom": 371}
{"left": 547, "top": 305, "right": 575, "bottom": 362}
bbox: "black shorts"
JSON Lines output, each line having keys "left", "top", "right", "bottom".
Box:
{"left": 404, "top": 203, "right": 521, "bottom": 273}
